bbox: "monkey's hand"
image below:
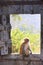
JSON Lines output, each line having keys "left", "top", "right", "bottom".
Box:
{"left": 30, "top": 51, "right": 32, "bottom": 54}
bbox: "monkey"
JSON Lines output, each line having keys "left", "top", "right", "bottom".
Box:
{"left": 20, "top": 38, "right": 32, "bottom": 57}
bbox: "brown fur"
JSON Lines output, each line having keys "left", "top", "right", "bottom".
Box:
{"left": 20, "top": 38, "right": 31, "bottom": 55}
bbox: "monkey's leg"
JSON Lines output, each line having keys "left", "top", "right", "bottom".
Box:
{"left": 27, "top": 60, "right": 31, "bottom": 65}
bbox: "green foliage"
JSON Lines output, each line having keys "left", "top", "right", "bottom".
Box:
{"left": 12, "top": 14, "right": 22, "bottom": 21}
{"left": 11, "top": 28, "right": 40, "bottom": 54}
{"left": 10, "top": 14, "right": 40, "bottom": 54}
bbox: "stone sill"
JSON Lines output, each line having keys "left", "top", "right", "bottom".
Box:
{"left": 0, "top": 53, "right": 43, "bottom": 61}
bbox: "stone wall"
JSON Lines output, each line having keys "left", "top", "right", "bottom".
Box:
{"left": 0, "top": 4, "right": 42, "bottom": 54}
{"left": 0, "top": 1, "right": 42, "bottom": 65}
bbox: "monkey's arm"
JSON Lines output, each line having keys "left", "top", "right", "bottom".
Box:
{"left": 28, "top": 46, "right": 32, "bottom": 53}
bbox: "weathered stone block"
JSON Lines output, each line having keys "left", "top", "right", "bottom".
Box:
{"left": 1, "top": 46, "right": 8, "bottom": 55}
{"left": 0, "top": 24, "right": 4, "bottom": 31}
{"left": 1, "top": 31, "right": 9, "bottom": 42}
{"left": 0, "top": 41, "right": 5, "bottom": 47}
{"left": 23, "top": 5, "right": 32, "bottom": 13}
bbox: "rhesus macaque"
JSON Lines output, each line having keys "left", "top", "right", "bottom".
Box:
{"left": 20, "top": 38, "right": 32, "bottom": 56}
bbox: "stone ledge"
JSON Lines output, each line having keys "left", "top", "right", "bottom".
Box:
{"left": 0, "top": 53, "right": 42, "bottom": 61}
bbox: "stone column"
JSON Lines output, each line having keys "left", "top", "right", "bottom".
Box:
{"left": 0, "top": 15, "right": 12, "bottom": 55}
{"left": 41, "top": 14, "right": 43, "bottom": 55}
